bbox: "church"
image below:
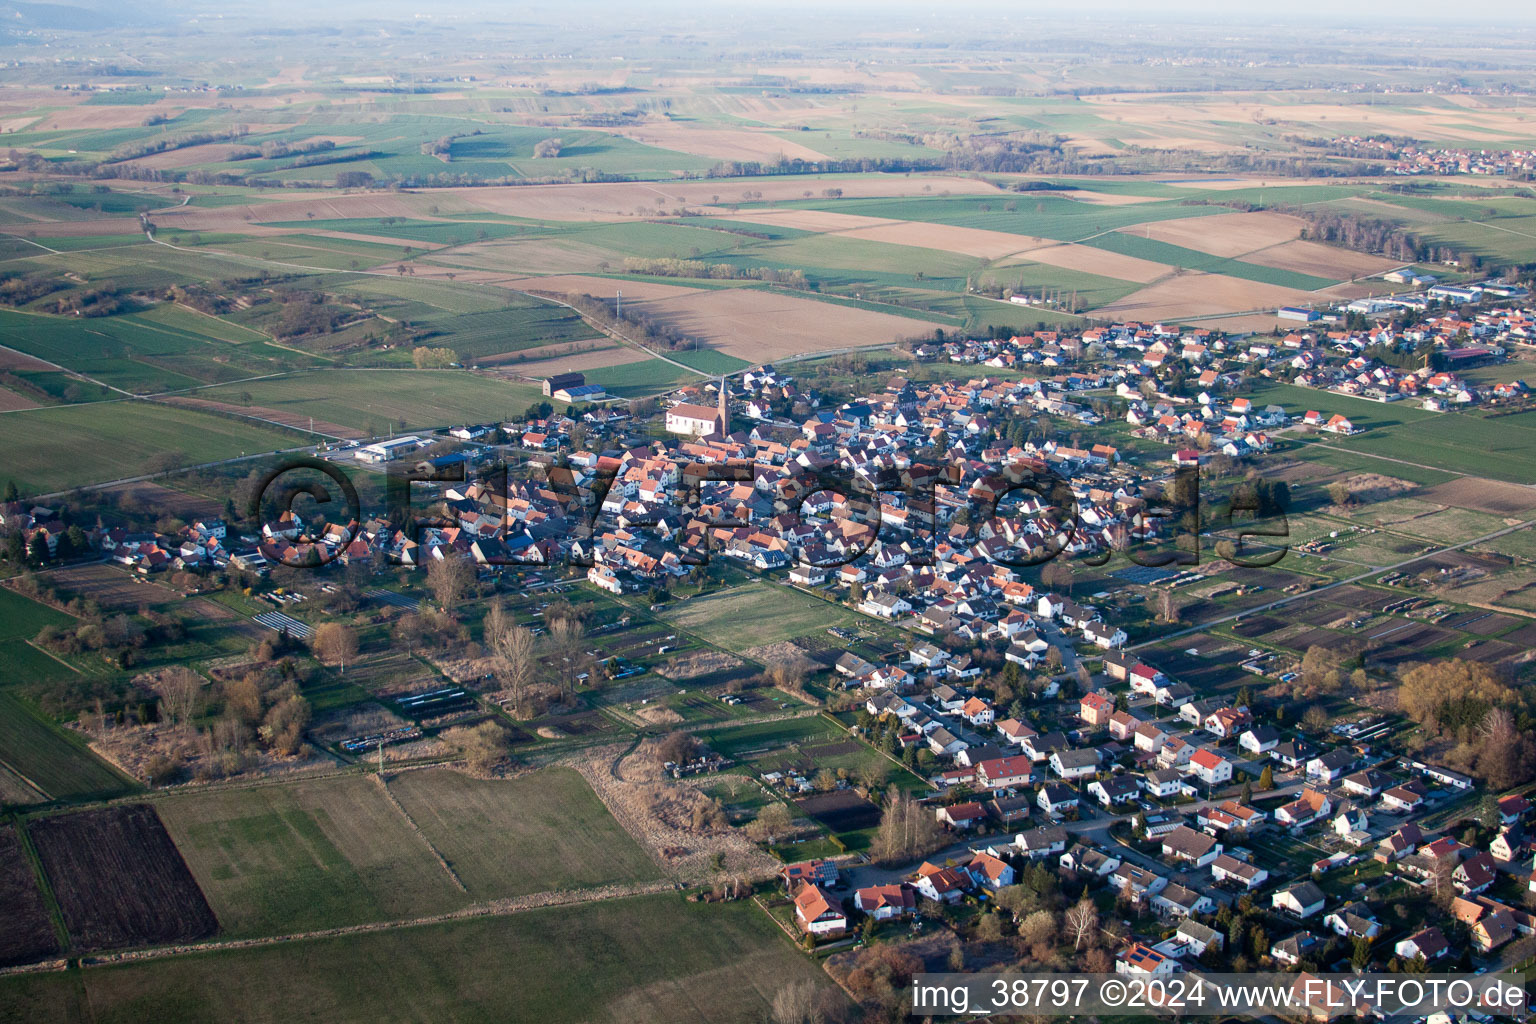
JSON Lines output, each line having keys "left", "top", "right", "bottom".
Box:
{"left": 664, "top": 378, "right": 729, "bottom": 437}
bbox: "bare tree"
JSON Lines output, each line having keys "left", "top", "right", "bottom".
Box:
{"left": 425, "top": 553, "right": 474, "bottom": 613}
{"left": 1065, "top": 896, "right": 1099, "bottom": 950}
{"left": 485, "top": 601, "right": 537, "bottom": 714}
{"left": 870, "top": 789, "right": 945, "bottom": 864}
{"left": 311, "top": 621, "right": 358, "bottom": 673}
{"left": 547, "top": 616, "right": 586, "bottom": 698}
{"left": 771, "top": 980, "right": 824, "bottom": 1024}
{"left": 156, "top": 666, "right": 205, "bottom": 731}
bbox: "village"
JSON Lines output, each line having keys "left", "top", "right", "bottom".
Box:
{"left": 9, "top": 282, "right": 1536, "bottom": 1019}
{"left": 5, "top": 275, "right": 1536, "bottom": 1022}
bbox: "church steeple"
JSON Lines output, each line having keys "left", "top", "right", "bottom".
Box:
{"left": 716, "top": 376, "right": 728, "bottom": 436}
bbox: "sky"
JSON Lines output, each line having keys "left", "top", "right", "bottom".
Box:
{"left": 170, "top": 0, "right": 1536, "bottom": 24}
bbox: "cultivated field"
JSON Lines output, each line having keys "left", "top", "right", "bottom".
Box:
{"left": 386, "top": 767, "right": 664, "bottom": 898}
{"left": 0, "top": 386, "right": 40, "bottom": 411}
{"left": 0, "top": 825, "right": 60, "bottom": 967}
{"left": 626, "top": 287, "right": 943, "bottom": 361}
{"left": 1421, "top": 477, "right": 1536, "bottom": 516}
{"left": 156, "top": 773, "right": 468, "bottom": 938}
{"left": 28, "top": 804, "right": 217, "bottom": 953}
{"left": 1095, "top": 271, "right": 1312, "bottom": 321}
{"left": 1123, "top": 210, "right": 1303, "bottom": 258}
{"left": 0, "top": 693, "right": 135, "bottom": 802}
{"left": 0, "top": 894, "right": 838, "bottom": 1024}
{"left": 1243, "top": 239, "right": 1401, "bottom": 280}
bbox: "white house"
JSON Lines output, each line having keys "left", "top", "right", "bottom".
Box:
{"left": 1117, "top": 942, "right": 1182, "bottom": 976}
{"left": 792, "top": 885, "right": 846, "bottom": 936}
{"left": 1210, "top": 853, "right": 1269, "bottom": 890}
{"left": 1272, "top": 880, "right": 1326, "bottom": 919}
{"left": 853, "top": 883, "right": 915, "bottom": 921}
{"left": 1189, "top": 748, "right": 1233, "bottom": 786}
{"left": 1238, "top": 726, "right": 1279, "bottom": 755}
{"left": 1050, "top": 748, "right": 1100, "bottom": 780}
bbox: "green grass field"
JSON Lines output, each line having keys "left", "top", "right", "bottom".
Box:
{"left": 0, "top": 589, "right": 75, "bottom": 641}
{"left": 581, "top": 358, "right": 699, "bottom": 398}
{"left": 195, "top": 370, "right": 544, "bottom": 433}
{"left": 155, "top": 774, "right": 469, "bottom": 938}
{"left": 0, "top": 402, "right": 300, "bottom": 494}
{"left": 0, "top": 307, "right": 313, "bottom": 393}
{"left": 1081, "top": 232, "right": 1339, "bottom": 291}
{"left": 386, "top": 767, "right": 662, "bottom": 899}
{"left": 0, "top": 893, "right": 835, "bottom": 1024}
{"left": 656, "top": 582, "right": 863, "bottom": 649}
{"left": 0, "top": 692, "right": 135, "bottom": 802}
{"left": 0, "top": 640, "right": 79, "bottom": 687}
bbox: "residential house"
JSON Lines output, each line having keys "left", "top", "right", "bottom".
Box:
{"left": 854, "top": 883, "right": 916, "bottom": 921}
{"left": 976, "top": 755, "right": 1034, "bottom": 790}
{"left": 995, "top": 718, "right": 1034, "bottom": 747}
{"left": 1161, "top": 825, "right": 1221, "bottom": 867}
{"left": 1089, "top": 775, "right": 1142, "bottom": 808}
{"left": 1189, "top": 748, "right": 1233, "bottom": 786}
{"left": 1380, "top": 782, "right": 1427, "bottom": 814}
{"left": 1134, "top": 721, "right": 1169, "bottom": 755}
{"left": 1108, "top": 711, "right": 1140, "bottom": 743}
{"left": 1037, "top": 783, "right": 1079, "bottom": 817}
{"left": 1014, "top": 825, "right": 1069, "bottom": 859}
{"left": 781, "top": 859, "right": 838, "bottom": 892}
{"left": 913, "top": 862, "right": 970, "bottom": 904}
{"left": 967, "top": 851, "right": 1015, "bottom": 891}
{"left": 1375, "top": 823, "right": 1424, "bottom": 864}
{"left": 1455, "top": 851, "right": 1498, "bottom": 895}
{"left": 1324, "top": 902, "right": 1381, "bottom": 940}
{"left": 985, "top": 794, "right": 1033, "bottom": 829}
{"left": 1211, "top": 853, "right": 1270, "bottom": 890}
{"left": 1175, "top": 920, "right": 1223, "bottom": 957}
{"left": 793, "top": 885, "right": 846, "bottom": 936}
{"left": 960, "top": 696, "right": 995, "bottom": 727}
{"left": 1050, "top": 748, "right": 1101, "bottom": 780}
{"left": 1394, "top": 926, "right": 1450, "bottom": 963}
{"left": 1080, "top": 690, "right": 1116, "bottom": 727}
{"left": 1059, "top": 844, "right": 1121, "bottom": 878}
{"left": 1239, "top": 725, "right": 1280, "bottom": 755}
{"left": 1272, "top": 738, "right": 1314, "bottom": 770}
{"left": 1110, "top": 863, "right": 1168, "bottom": 901}
{"left": 1276, "top": 789, "right": 1332, "bottom": 828}
{"left": 1273, "top": 880, "right": 1327, "bottom": 919}
{"left": 1306, "top": 749, "right": 1357, "bottom": 783}
{"left": 1152, "top": 882, "right": 1214, "bottom": 918}
{"left": 1116, "top": 942, "right": 1182, "bottom": 976}
{"left": 1142, "top": 768, "right": 1183, "bottom": 799}
{"left": 1340, "top": 769, "right": 1393, "bottom": 800}
{"left": 1499, "top": 794, "right": 1532, "bottom": 825}
{"left": 1271, "top": 932, "right": 1321, "bottom": 966}
{"left": 937, "top": 801, "right": 987, "bottom": 831}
